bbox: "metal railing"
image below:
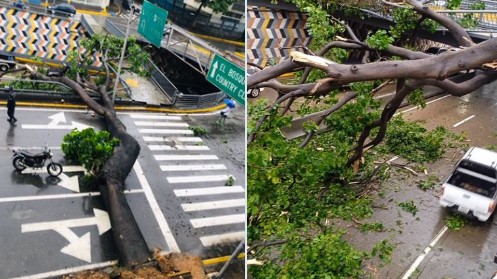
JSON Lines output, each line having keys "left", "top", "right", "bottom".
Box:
{"left": 147, "top": 58, "right": 179, "bottom": 102}
{"left": 172, "top": 90, "right": 226, "bottom": 108}
{"left": 147, "top": 57, "right": 226, "bottom": 108}
{"left": 363, "top": 0, "right": 497, "bottom": 33}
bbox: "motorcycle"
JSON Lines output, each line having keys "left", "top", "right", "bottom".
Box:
{"left": 12, "top": 146, "right": 63, "bottom": 177}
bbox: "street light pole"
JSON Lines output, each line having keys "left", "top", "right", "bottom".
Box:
{"left": 112, "top": 5, "right": 135, "bottom": 104}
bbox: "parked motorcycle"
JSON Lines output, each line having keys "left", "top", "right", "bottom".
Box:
{"left": 12, "top": 146, "right": 63, "bottom": 177}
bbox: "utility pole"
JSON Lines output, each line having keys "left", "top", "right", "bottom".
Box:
{"left": 112, "top": 5, "right": 135, "bottom": 104}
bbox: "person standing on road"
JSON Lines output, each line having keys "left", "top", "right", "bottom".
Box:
{"left": 6, "top": 87, "right": 17, "bottom": 123}
{"left": 217, "top": 97, "right": 236, "bottom": 126}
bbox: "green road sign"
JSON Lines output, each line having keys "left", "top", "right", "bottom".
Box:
{"left": 206, "top": 54, "right": 245, "bottom": 106}
{"left": 138, "top": 0, "right": 168, "bottom": 48}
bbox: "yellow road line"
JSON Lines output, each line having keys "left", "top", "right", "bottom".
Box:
{"left": 202, "top": 253, "right": 245, "bottom": 266}
{"left": 0, "top": 100, "right": 226, "bottom": 114}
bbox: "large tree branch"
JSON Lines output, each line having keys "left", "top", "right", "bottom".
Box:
{"left": 405, "top": 0, "right": 474, "bottom": 47}
{"left": 289, "top": 38, "right": 497, "bottom": 82}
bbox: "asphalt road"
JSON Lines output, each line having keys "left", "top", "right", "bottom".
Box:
{"left": 0, "top": 107, "right": 245, "bottom": 278}
{"left": 337, "top": 81, "right": 497, "bottom": 279}
{"left": 250, "top": 80, "right": 497, "bottom": 278}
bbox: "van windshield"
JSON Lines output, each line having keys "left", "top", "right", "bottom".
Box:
{"left": 448, "top": 160, "right": 497, "bottom": 198}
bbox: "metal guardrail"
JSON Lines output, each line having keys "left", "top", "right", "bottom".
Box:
{"left": 108, "top": 64, "right": 132, "bottom": 100}
{"left": 172, "top": 90, "right": 226, "bottom": 108}
{"left": 147, "top": 57, "right": 226, "bottom": 108}
{"left": 364, "top": 0, "right": 497, "bottom": 33}
{"left": 147, "top": 58, "right": 179, "bottom": 101}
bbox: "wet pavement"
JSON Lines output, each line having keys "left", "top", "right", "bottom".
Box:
{"left": 0, "top": 106, "right": 245, "bottom": 278}
{"left": 340, "top": 81, "right": 497, "bottom": 279}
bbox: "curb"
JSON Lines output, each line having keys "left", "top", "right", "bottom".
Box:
{"left": 3, "top": 100, "right": 226, "bottom": 114}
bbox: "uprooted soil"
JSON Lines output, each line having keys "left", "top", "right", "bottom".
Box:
{"left": 63, "top": 251, "right": 206, "bottom": 279}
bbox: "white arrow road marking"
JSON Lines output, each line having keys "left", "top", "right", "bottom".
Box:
{"left": 61, "top": 165, "right": 87, "bottom": 173}
{"left": 21, "top": 208, "right": 112, "bottom": 262}
{"left": 55, "top": 227, "right": 92, "bottom": 263}
{"left": 47, "top": 112, "right": 67, "bottom": 126}
{"left": 57, "top": 173, "right": 80, "bottom": 192}
{"left": 210, "top": 61, "right": 218, "bottom": 78}
{"left": 22, "top": 111, "right": 92, "bottom": 130}
{"left": 21, "top": 166, "right": 86, "bottom": 174}
{"left": 22, "top": 121, "right": 92, "bottom": 130}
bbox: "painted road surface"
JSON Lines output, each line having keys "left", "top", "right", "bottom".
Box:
{"left": 0, "top": 107, "right": 245, "bottom": 278}
{"left": 339, "top": 81, "right": 497, "bottom": 279}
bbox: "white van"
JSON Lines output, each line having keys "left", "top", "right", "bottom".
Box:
{"left": 439, "top": 147, "right": 497, "bottom": 221}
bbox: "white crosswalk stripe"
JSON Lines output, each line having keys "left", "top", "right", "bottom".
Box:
{"left": 161, "top": 164, "right": 227, "bottom": 171}
{"left": 148, "top": 145, "right": 210, "bottom": 151}
{"left": 131, "top": 113, "right": 245, "bottom": 248}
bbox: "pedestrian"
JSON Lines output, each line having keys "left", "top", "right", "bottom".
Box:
{"left": 6, "top": 86, "right": 17, "bottom": 123}
{"left": 217, "top": 97, "right": 236, "bottom": 126}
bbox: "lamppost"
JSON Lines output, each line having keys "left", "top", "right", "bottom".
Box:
{"left": 112, "top": 5, "right": 136, "bottom": 104}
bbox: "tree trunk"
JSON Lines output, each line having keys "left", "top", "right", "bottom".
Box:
{"left": 97, "top": 109, "right": 151, "bottom": 267}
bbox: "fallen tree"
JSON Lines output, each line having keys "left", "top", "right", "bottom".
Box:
{"left": 248, "top": 0, "right": 497, "bottom": 165}
{"left": 247, "top": 0, "right": 497, "bottom": 277}
{"left": 1, "top": 34, "right": 166, "bottom": 270}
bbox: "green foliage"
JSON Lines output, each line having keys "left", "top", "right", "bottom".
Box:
{"left": 278, "top": 232, "right": 366, "bottom": 278}
{"left": 225, "top": 175, "right": 235, "bottom": 186}
{"left": 359, "top": 222, "right": 384, "bottom": 232}
{"left": 204, "top": 0, "right": 237, "bottom": 13}
{"left": 386, "top": 116, "right": 456, "bottom": 163}
{"left": 79, "top": 34, "right": 149, "bottom": 76}
{"left": 61, "top": 128, "right": 120, "bottom": 175}
{"left": 190, "top": 126, "right": 207, "bottom": 137}
{"left": 418, "top": 175, "right": 439, "bottom": 191}
{"left": 446, "top": 0, "right": 462, "bottom": 10}
{"left": 390, "top": 7, "right": 419, "bottom": 39}
{"left": 407, "top": 88, "right": 427, "bottom": 108}
{"left": 367, "top": 30, "right": 394, "bottom": 50}
{"left": 445, "top": 213, "right": 467, "bottom": 231}
{"left": 398, "top": 200, "right": 418, "bottom": 216}
{"left": 371, "top": 239, "right": 395, "bottom": 263}
{"left": 301, "top": 4, "right": 344, "bottom": 48}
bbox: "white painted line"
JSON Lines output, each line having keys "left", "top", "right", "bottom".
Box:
{"left": 397, "top": 94, "right": 451, "bottom": 115}
{"left": 130, "top": 114, "right": 182, "bottom": 120}
{"left": 161, "top": 164, "right": 227, "bottom": 171}
{"left": 138, "top": 128, "right": 193, "bottom": 135}
{"left": 134, "top": 121, "right": 189, "bottom": 127}
{"left": 148, "top": 145, "right": 210, "bottom": 151}
{"left": 200, "top": 231, "right": 245, "bottom": 246}
{"left": 453, "top": 115, "right": 475, "bottom": 127}
{"left": 174, "top": 186, "right": 245, "bottom": 197}
{"left": 0, "top": 146, "right": 61, "bottom": 150}
{"left": 167, "top": 175, "right": 233, "bottom": 184}
{"left": 182, "top": 199, "right": 245, "bottom": 211}
{"left": 190, "top": 214, "right": 245, "bottom": 228}
{"left": 9, "top": 260, "right": 118, "bottom": 279}
{"left": 401, "top": 226, "right": 448, "bottom": 279}
{"left": 0, "top": 189, "right": 144, "bottom": 203}
{"left": 155, "top": 154, "right": 219, "bottom": 161}
{"left": 143, "top": 136, "right": 202, "bottom": 142}
{"left": 133, "top": 161, "right": 180, "bottom": 252}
